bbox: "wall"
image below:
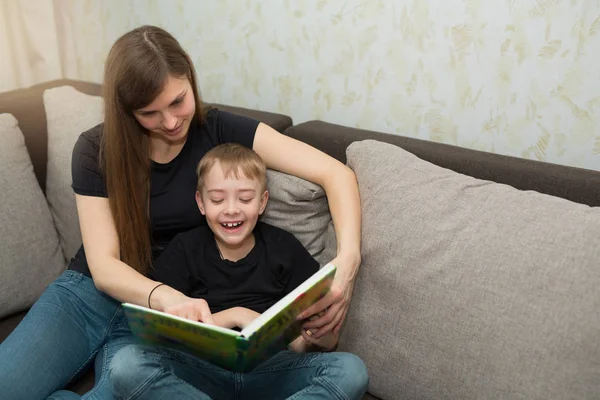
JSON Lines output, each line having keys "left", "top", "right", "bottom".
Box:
{"left": 60, "top": 0, "right": 600, "bottom": 170}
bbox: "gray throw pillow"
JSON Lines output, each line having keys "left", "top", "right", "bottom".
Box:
{"left": 341, "top": 139, "right": 600, "bottom": 400}
{"left": 0, "top": 114, "right": 65, "bottom": 318}
{"left": 261, "top": 169, "right": 333, "bottom": 266}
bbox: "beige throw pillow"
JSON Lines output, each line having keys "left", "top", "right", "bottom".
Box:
{"left": 43, "top": 86, "right": 103, "bottom": 261}
{"left": 341, "top": 139, "right": 600, "bottom": 400}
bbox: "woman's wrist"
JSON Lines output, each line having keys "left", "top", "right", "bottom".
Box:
{"left": 149, "top": 284, "right": 187, "bottom": 311}
{"left": 335, "top": 250, "right": 361, "bottom": 282}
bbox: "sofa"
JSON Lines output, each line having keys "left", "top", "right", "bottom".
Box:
{"left": 1, "top": 79, "right": 599, "bottom": 399}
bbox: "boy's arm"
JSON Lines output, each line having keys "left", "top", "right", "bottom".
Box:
{"left": 289, "top": 331, "right": 339, "bottom": 353}
{"left": 213, "top": 307, "right": 260, "bottom": 329}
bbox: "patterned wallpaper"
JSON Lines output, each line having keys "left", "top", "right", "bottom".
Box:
{"left": 60, "top": 0, "right": 600, "bottom": 170}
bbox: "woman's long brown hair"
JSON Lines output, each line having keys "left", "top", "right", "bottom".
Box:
{"left": 101, "top": 25, "right": 206, "bottom": 275}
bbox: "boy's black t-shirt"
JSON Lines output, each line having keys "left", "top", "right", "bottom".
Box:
{"left": 69, "top": 108, "right": 259, "bottom": 276}
{"left": 150, "top": 221, "right": 320, "bottom": 314}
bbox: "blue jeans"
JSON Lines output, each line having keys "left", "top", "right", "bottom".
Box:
{"left": 0, "top": 270, "right": 136, "bottom": 400}
{"left": 109, "top": 345, "right": 369, "bottom": 399}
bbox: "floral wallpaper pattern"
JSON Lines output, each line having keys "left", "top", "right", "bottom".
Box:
{"left": 61, "top": 0, "right": 600, "bottom": 170}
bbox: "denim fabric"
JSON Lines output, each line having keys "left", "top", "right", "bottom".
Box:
{"left": 0, "top": 270, "right": 135, "bottom": 400}
{"left": 109, "top": 345, "right": 369, "bottom": 400}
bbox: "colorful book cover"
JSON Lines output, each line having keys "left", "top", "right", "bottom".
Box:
{"left": 123, "top": 263, "right": 336, "bottom": 372}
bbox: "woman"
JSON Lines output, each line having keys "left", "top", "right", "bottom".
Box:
{"left": 0, "top": 25, "right": 362, "bottom": 399}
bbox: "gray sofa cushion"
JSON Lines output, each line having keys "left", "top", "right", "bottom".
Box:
{"left": 340, "top": 139, "right": 600, "bottom": 400}
{"left": 0, "top": 114, "right": 65, "bottom": 318}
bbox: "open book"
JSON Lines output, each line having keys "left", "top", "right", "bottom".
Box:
{"left": 122, "top": 263, "right": 336, "bottom": 373}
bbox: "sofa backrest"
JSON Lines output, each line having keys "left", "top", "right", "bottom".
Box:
{"left": 285, "top": 120, "right": 600, "bottom": 207}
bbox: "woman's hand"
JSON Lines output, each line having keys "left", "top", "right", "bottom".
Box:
{"left": 296, "top": 253, "right": 360, "bottom": 339}
{"left": 162, "top": 297, "right": 215, "bottom": 325}
{"left": 147, "top": 284, "right": 214, "bottom": 324}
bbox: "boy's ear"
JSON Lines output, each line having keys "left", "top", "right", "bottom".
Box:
{"left": 259, "top": 190, "right": 269, "bottom": 215}
{"left": 195, "top": 191, "right": 206, "bottom": 215}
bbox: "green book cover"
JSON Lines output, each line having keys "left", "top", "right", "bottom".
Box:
{"left": 123, "top": 263, "right": 336, "bottom": 372}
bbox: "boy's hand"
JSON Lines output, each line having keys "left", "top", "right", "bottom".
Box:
{"left": 301, "top": 328, "right": 339, "bottom": 352}
{"left": 289, "top": 311, "right": 339, "bottom": 353}
{"left": 213, "top": 307, "right": 260, "bottom": 329}
{"left": 232, "top": 307, "right": 260, "bottom": 328}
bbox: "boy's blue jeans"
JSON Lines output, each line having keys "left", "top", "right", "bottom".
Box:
{"left": 0, "top": 270, "right": 136, "bottom": 400}
{"left": 109, "top": 345, "right": 369, "bottom": 400}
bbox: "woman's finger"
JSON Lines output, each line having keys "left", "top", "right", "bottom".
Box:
{"left": 178, "top": 308, "right": 190, "bottom": 321}
{"left": 296, "top": 292, "right": 334, "bottom": 321}
{"left": 302, "top": 301, "right": 342, "bottom": 331}
{"left": 311, "top": 304, "right": 345, "bottom": 338}
{"left": 196, "top": 300, "right": 214, "bottom": 324}
{"left": 333, "top": 306, "right": 349, "bottom": 335}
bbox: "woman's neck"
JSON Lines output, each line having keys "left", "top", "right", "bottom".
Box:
{"left": 149, "top": 134, "right": 187, "bottom": 164}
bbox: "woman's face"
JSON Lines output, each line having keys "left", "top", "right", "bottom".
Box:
{"left": 133, "top": 75, "right": 196, "bottom": 144}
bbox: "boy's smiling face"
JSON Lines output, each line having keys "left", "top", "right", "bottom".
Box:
{"left": 196, "top": 162, "right": 268, "bottom": 259}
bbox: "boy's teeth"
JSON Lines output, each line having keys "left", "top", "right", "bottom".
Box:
{"left": 224, "top": 222, "right": 240, "bottom": 227}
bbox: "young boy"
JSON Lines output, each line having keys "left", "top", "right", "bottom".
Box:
{"left": 108, "top": 143, "right": 368, "bottom": 400}
{"left": 149, "top": 142, "right": 337, "bottom": 352}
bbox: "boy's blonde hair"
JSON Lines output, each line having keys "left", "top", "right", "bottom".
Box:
{"left": 196, "top": 143, "right": 267, "bottom": 193}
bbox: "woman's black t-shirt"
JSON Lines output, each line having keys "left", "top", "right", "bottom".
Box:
{"left": 69, "top": 108, "right": 260, "bottom": 276}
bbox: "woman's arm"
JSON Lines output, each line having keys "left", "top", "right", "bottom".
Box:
{"left": 253, "top": 123, "right": 362, "bottom": 338}
{"left": 75, "top": 195, "right": 213, "bottom": 323}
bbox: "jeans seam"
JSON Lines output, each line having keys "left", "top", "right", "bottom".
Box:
{"left": 154, "top": 348, "right": 227, "bottom": 372}
{"left": 234, "top": 372, "right": 243, "bottom": 400}
{"left": 287, "top": 373, "right": 349, "bottom": 400}
{"left": 126, "top": 363, "right": 164, "bottom": 400}
{"left": 76, "top": 342, "right": 110, "bottom": 398}
{"left": 67, "top": 305, "right": 122, "bottom": 386}
{"left": 252, "top": 352, "right": 322, "bottom": 373}
{"left": 129, "top": 353, "right": 207, "bottom": 400}
{"left": 318, "top": 375, "right": 350, "bottom": 400}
